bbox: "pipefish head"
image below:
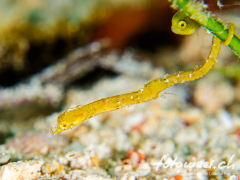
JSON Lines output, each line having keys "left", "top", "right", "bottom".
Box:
{"left": 171, "top": 11, "right": 200, "bottom": 35}
{"left": 51, "top": 107, "right": 86, "bottom": 135}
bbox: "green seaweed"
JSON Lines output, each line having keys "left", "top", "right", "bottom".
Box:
{"left": 168, "top": 0, "right": 240, "bottom": 57}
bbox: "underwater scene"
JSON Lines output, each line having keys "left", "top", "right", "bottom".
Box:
{"left": 0, "top": 0, "right": 240, "bottom": 179}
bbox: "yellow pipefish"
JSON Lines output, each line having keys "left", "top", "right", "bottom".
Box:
{"left": 51, "top": 11, "right": 222, "bottom": 135}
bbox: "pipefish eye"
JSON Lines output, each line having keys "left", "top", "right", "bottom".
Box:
{"left": 178, "top": 21, "right": 187, "bottom": 29}
{"left": 171, "top": 11, "right": 200, "bottom": 35}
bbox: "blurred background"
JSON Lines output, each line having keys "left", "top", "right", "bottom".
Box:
{"left": 0, "top": 0, "right": 240, "bottom": 179}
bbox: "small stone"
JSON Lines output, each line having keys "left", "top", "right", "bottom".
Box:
{"left": 180, "top": 108, "right": 203, "bottom": 124}
{"left": 0, "top": 160, "right": 44, "bottom": 180}
{"left": 0, "top": 153, "right": 11, "bottom": 165}
{"left": 217, "top": 109, "right": 234, "bottom": 129}
{"left": 194, "top": 78, "right": 234, "bottom": 113}
{"left": 161, "top": 140, "right": 175, "bottom": 155}
{"left": 196, "top": 171, "right": 208, "bottom": 180}
{"left": 229, "top": 175, "right": 237, "bottom": 180}
{"left": 69, "top": 170, "right": 112, "bottom": 180}
{"left": 174, "top": 127, "right": 199, "bottom": 145}
{"left": 120, "top": 173, "right": 136, "bottom": 180}
{"left": 124, "top": 113, "right": 146, "bottom": 131}
{"left": 42, "top": 160, "right": 60, "bottom": 174}
{"left": 114, "top": 165, "right": 133, "bottom": 177}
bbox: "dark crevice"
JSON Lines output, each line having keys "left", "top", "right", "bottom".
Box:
{"left": 127, "top": 30, "right": 181, "bottom": 53}
{"left": 66, "top": 67, "right": 119, "bottom": 90}
{"left": 0, "top": 38, "right": 81, "bottom": 87}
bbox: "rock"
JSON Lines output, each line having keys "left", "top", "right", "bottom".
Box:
{"left": 68, "top": 170, "right": 112, "bottom": 180}
{"left": 174, "top": 127, "right": 199, "bottom": 145}
{"left": 0, "top": 153, "right": 11, "bottom": 165}
{"left": 41, "top": 160, "right": 60, "bottom": 174}
{"left": 217, "top": 109, "right": 234, "bottom": 130}
{"left": 194, "top": 78, "right": 234, "bottom": 113}
{"left": 180, "top": 108, "right": 203, "bottom": 124}
{"left": 0, "top": 160, "right": 44, "bottom": 180}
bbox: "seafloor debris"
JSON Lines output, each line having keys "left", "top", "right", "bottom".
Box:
{"left": 194, "top": 73, "right": 235, "bottom": 113}
{"left": 5, "top": 132, "right": 69, "bottom": 156}
{"left": 0, "top": 40, "right": 109, "bottom": 110}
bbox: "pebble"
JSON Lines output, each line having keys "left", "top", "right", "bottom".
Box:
{"left": 41, "top": 160, "right": 60, "bottom": 174}
{"left": 120, "top": 163, "right": 151, "bottom": 180}
{"left": 0, "top": 153, "right": 11, "bottom": 165}
{"left": 229, "top": 175, "right": 237, "bottom": 180}
{"left": 68, "top": 170, "right": 113, "bottom": 180}
{"left": 120, "top": 173, "right": 136, "bottom": 180}
{"left": 5, "top": 132, "right": 69, "bottom": 156}
{"left": 180, "top": 108, "right": 203, "bottom": 124}
{"left": 114, "top": 165, "right": 133, "bottom": 177}
{"left": 124, "top": 112, "right": 146, "bottom": 131}
{"left": 217, "top": 109, "right": 234, "bottom": 129}
{"left": 0, "top": 160, "right": 44, "bottom": 180}
{"left": 194, "top": 78, "right": 234, "bottom": 113}
{"left": 161, "top": 140, "right": 175, "bottom": 155}
{"left": 196, "top": 171, "right": 208, "bottom": 180}
{"left": 174, "top": 127, "right": 199, "bottom": 145}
